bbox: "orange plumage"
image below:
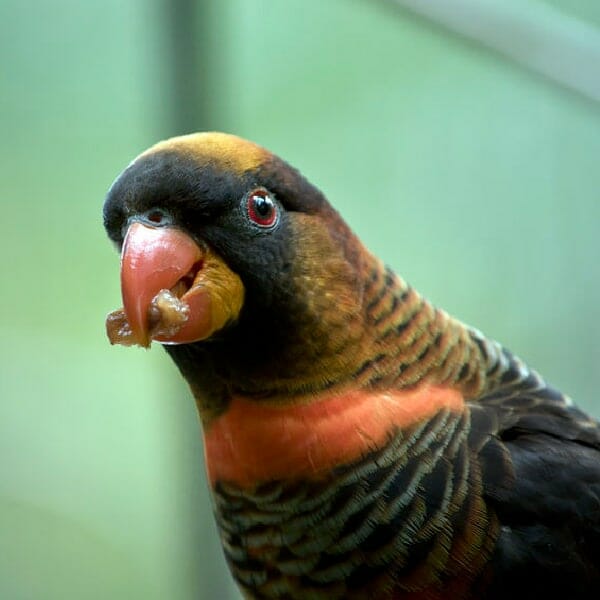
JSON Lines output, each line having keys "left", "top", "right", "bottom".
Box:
{"left": 204, "top": 387, "right": 464, "bottom": 487}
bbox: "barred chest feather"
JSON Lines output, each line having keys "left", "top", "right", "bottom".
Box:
{"left": 204, "top": 388, "right": 499, "bottom": 599}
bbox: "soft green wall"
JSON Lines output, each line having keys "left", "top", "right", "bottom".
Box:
{"left": 1, "top": 1, "right": 599, "bottom": 598}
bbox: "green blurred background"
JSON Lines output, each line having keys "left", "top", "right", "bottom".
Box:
{"left": 1, "top": 1, "right": 599, "bottom": 598}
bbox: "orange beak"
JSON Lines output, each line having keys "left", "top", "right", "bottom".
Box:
{"left": 107, "top": 222, "right": 244, "bottom": 348}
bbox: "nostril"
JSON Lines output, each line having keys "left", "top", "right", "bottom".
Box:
{"left": 144, "top": 209, "right": 171, "bottom": 226}
{"left": 147, "top": 210, "right": 164, "bottom": 224}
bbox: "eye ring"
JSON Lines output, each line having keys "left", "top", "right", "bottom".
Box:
{"left": 245, "top": 188, "right": 279, "bottom": 229}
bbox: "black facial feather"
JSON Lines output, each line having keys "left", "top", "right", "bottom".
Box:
{"left": 104, "top": 148, "right": 325, "bottom": 306}
{"left": 104, "top": 151, "right": 247, "bottom": 246}
{"left": 104, "top": 146, "right": 329, "bottom": 241}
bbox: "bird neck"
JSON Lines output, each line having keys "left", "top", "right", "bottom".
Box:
{"left": 355, "top": 260, "right": 500, "bottom": 399}
{"left": 168, "top": 245, "right": 516, "bottom": 421}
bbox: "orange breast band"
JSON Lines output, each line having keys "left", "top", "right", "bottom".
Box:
{"left": 203, "top": 385, "right": 464, "bottom": 489}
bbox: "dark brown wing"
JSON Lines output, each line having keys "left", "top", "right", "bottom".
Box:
{"left": 471, "top": 363, "right": 600, "bottom": 598}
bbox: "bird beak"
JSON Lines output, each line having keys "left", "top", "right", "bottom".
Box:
{"left": 106, "top": 222, "right": 244, "bottom": 348}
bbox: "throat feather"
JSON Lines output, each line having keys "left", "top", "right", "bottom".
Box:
{"left": 203, "top": 386, "right": 464, "bottom": 488}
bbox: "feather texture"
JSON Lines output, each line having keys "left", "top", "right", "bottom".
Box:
{"left": 103, "top": 133, "right": 600, "bottom": 599}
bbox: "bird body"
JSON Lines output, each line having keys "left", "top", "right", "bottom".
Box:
{"left": 104, "top": 133, "right": 600, "bottom": 598}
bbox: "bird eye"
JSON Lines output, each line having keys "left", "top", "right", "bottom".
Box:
{"left": 246, "top": 189, "right": 279, "bottom": 228}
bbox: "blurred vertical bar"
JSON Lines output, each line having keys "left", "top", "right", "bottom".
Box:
{"left": 164, "top": 0, "right": 213, "bottom": 134}
{"left": 160, "top": 1, "right": 238, "bottom": 598}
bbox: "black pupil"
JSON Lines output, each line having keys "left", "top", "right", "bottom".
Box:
{"left": 254, "top": 195, "right": 272, "bottom": 217}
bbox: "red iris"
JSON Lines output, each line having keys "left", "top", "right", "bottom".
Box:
{"left": 247, "top": 189, "right": 278, "bottom": 228}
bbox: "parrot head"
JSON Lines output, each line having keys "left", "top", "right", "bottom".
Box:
{"left": 103, "top": 132, "right": 371, "bottom": 416}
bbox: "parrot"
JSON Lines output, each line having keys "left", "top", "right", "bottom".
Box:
{"left": 103, "top": 132, "right": 600, "bottom": 599}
